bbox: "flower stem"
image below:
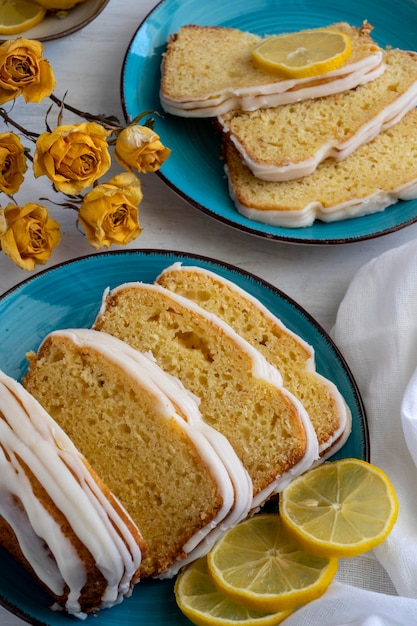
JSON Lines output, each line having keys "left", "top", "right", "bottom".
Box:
{"left": 49, "top": 93, "right": 121, "bottom": 130}
{"left": 0, "top": 107, "right": 39, "bottom": 142}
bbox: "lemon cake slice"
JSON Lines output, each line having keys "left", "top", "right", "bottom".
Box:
{"left": 218, "top": 48, "right": 417, "bottom": 181}
{"left": 23, "top": 329, "right": 251, "bottom": 579}
{"left": 0, "top": 369, "right": 146, "bottom": 618}
{"left": 224, "top": 108, "right": 417, "bottom": 227}
{"left": 93, "top": 282, "right": 319, "bottom": 509}
{"left": 156, "top": 263, "right": 351, "bottom": 459}
{"left": 160, "top": 22, "right": 384, "bottom": 117}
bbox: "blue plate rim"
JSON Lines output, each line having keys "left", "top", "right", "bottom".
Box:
{"left": 0, "top": 248, "right": 369, "bottom": 624}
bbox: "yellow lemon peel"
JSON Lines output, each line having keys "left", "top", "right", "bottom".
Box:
{"left": 0, "top": 0, "right": 46, "bottom": 35}
{"left": 252, "top": 28, "right": 352, "bottom": 78}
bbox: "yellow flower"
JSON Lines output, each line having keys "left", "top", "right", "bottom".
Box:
{"left": 0, "top": 38, "right": 55, "bottom": 105}
{"left": 33, "top": 122, "right": 111, "bottom": 195}
{"left": 0, "top": 210, "right": 6, "bottom": 237}
{"left": 114, "top": 124, "right": 171, "bottom": 173}
{"left": 0, "top": 203, "right": 61, "bottom": 271}
{"left": 0, "top": 132, "right": 28, "bottom": 195}
{"left": 77, "top": 172, "right": 143, "bottom": 250}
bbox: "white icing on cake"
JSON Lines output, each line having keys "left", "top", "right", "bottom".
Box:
{"left": 0, "top": 370, "right": 142, "bottom": 619}
{"left": 160, "top": 54, "right": 385, "bottom": 117}
{"left": 220, "top": 73, "right": 417, "bottom": 181}
{"left": 157, "top": 262, "right": 316, "bottom": 366}
{"left": 45, "top": 329, "right": 253, "bottom": 575}
{"left": 229, "top": 176, "right": 417, "bottom": 228}
{"left": 157, "top": 262, "right": 351, "bottom": 457}
{"left": 97, "top": 283, "right": 320, "bottom": 508}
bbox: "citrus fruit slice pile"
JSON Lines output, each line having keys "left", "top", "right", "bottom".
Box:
{"left": 0, "top": 0, "right": 46, "bottom": 35}
{"left": 175, "top": 514, "right": 337, "bottom": 625}
{"left": 252, "top": 28, "right": 352, "bottom": 78}
{"left": 175, "top": 459, "right": 398, "bottom": 625}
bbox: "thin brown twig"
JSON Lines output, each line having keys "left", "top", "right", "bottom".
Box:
{"left": 0, "top": 107, "right": 39, "bottom": 142}
{"left": 49, "top": 93, "right": 121, "bottom": 130}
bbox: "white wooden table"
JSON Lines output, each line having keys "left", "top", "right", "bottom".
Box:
{"left": 1, "top": 0, "right": 416, "bottom": 623}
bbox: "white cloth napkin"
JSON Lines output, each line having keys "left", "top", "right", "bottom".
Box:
{"left": 283, "top": 238, "right": 417, "bottom": 624}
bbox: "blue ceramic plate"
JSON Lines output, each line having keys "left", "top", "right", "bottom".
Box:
{"left": 121, "top": 0, "right": 417, "bottom": 244}
{"left": 0, "top": 250, "right": 368, "bottom": 625}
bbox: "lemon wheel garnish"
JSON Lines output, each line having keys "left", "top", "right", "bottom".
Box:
{"left": 252, "top": 28, "right": 352, "bottom": 78}
{"left": 0, "top": 0, "right": 46, "bottom": 35}
{"left": 175, "top": 555, "right": 293, "bottom": 626}
{"left": 280, "top": 458, "right": 399, "bottom": 558}
{"left": 206, "top": 513, "right": 338, "bottom": 613}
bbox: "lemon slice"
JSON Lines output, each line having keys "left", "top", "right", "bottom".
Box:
{"left": 280, "top": 458, "right": 399, "bottom": 558}
{"left": 175, "top": 555, "right": 293, "bottom": 626}
{"left": 252, "top": 28, "right": 352, "bottom": 78}
{"left": 206, "top": 513, "right": 338, "bottom": 612}
{"left": 0, "top": 0, "right": 46, "bottom": 34}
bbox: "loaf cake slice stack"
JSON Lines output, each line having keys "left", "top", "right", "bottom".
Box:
{"left": 92, "top": 282, "right": 319, "bottom": 509}
{"left": 218, "top": 48, "right": 417, "bottom": 182}
{"left": 224, "top": 110, "right": 417, "bottom": 227}
{"left": 156, "top": 262, "right": 351, "bottom": 459}
{"left": 218, "top": 44, "right": 417, "bottom": 226}
{"left": 160, "top": 22, "right": 384, "bottom": 117}
{"left": 21, "top": 329, "right": 253, "bottom": 580}
{"left": 160, "top": 21, "right": 417, "bottom": 226}
{"left": 0, "top": 368, "right": 146, "bottom": 618}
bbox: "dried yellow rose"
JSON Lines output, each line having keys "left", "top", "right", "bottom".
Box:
{"left": 0, "top": 38, "right": 55, "bottom": 105}
{"left": 0, "top": 203, "right": 61, "bottom": 271}
{"left": 33, "top": 122, "right": 111, "bottom": 195}
{"left": 0, "top": 132, "right": 28, "bottom": 195}
{"left": 77, "top": 172, "right": 143, "bottom": 250}
{"left": 114, "top": 124, "right": 171, "bottom": 174}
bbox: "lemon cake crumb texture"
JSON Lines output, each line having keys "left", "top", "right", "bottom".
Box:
{"left": 160, "top": 22, "right": 383, "bottom": 115}
{"left": 93, "top": 283, "right": 318, "bottom": 503}
{"left": 0, "top": 369, "right": 145, "bottom": 617}
{"left": 156, "top": 264, "right": 351, "bottom": 457}
{"left": 224, "top": 108, "right": 417, "bottom": 225}
{"left": 23, "top": 330, "right": 225, "bottom": 579}
{"left": 218, "top": 48, "right": 417, "bottom": 180}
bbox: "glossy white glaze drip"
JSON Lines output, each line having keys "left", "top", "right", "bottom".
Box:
{"left": 96, "top": 284, "right": 319, "bottom": 505}
{"left": 0, "top": 371, "right": 142, "bottom": 619}
{"left": 229, "top": 176, "right": 417, "bottom": 227}
{"left": 221, "top": 67, "right": 417, "bottom": 181}
{"left": 157, "top": 262, "right": 315, "bottom": 366}
{"left": 160, "top": 54, "right": 384, "bottom": 117}
{"left": 101, "top": 282, "right": 287, "bottom": 385}
{"left": 157, "top": 262, "right": 351, "bottom": 455}
{"left": 46, "top": 329, "right": 252, "bottom": 570}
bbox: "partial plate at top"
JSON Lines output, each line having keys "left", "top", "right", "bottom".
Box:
{"left": 121, "top": 0, "right": 417, "bottom": 244}
{"left": 0, "top": 0, "right": 110, "bottom": 42}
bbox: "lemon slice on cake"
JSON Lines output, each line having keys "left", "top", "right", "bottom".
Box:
{"left": 206, "top": 513, "right": 338, "bottom": 613}
{"left": 279, "top": 458, "right": 399, "bottom": 558}
{"left": 252, "top": 28, "right": 352, "bottom": 78}
{"left": 0, "top": 0, "right": 46, "bottom": 35}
